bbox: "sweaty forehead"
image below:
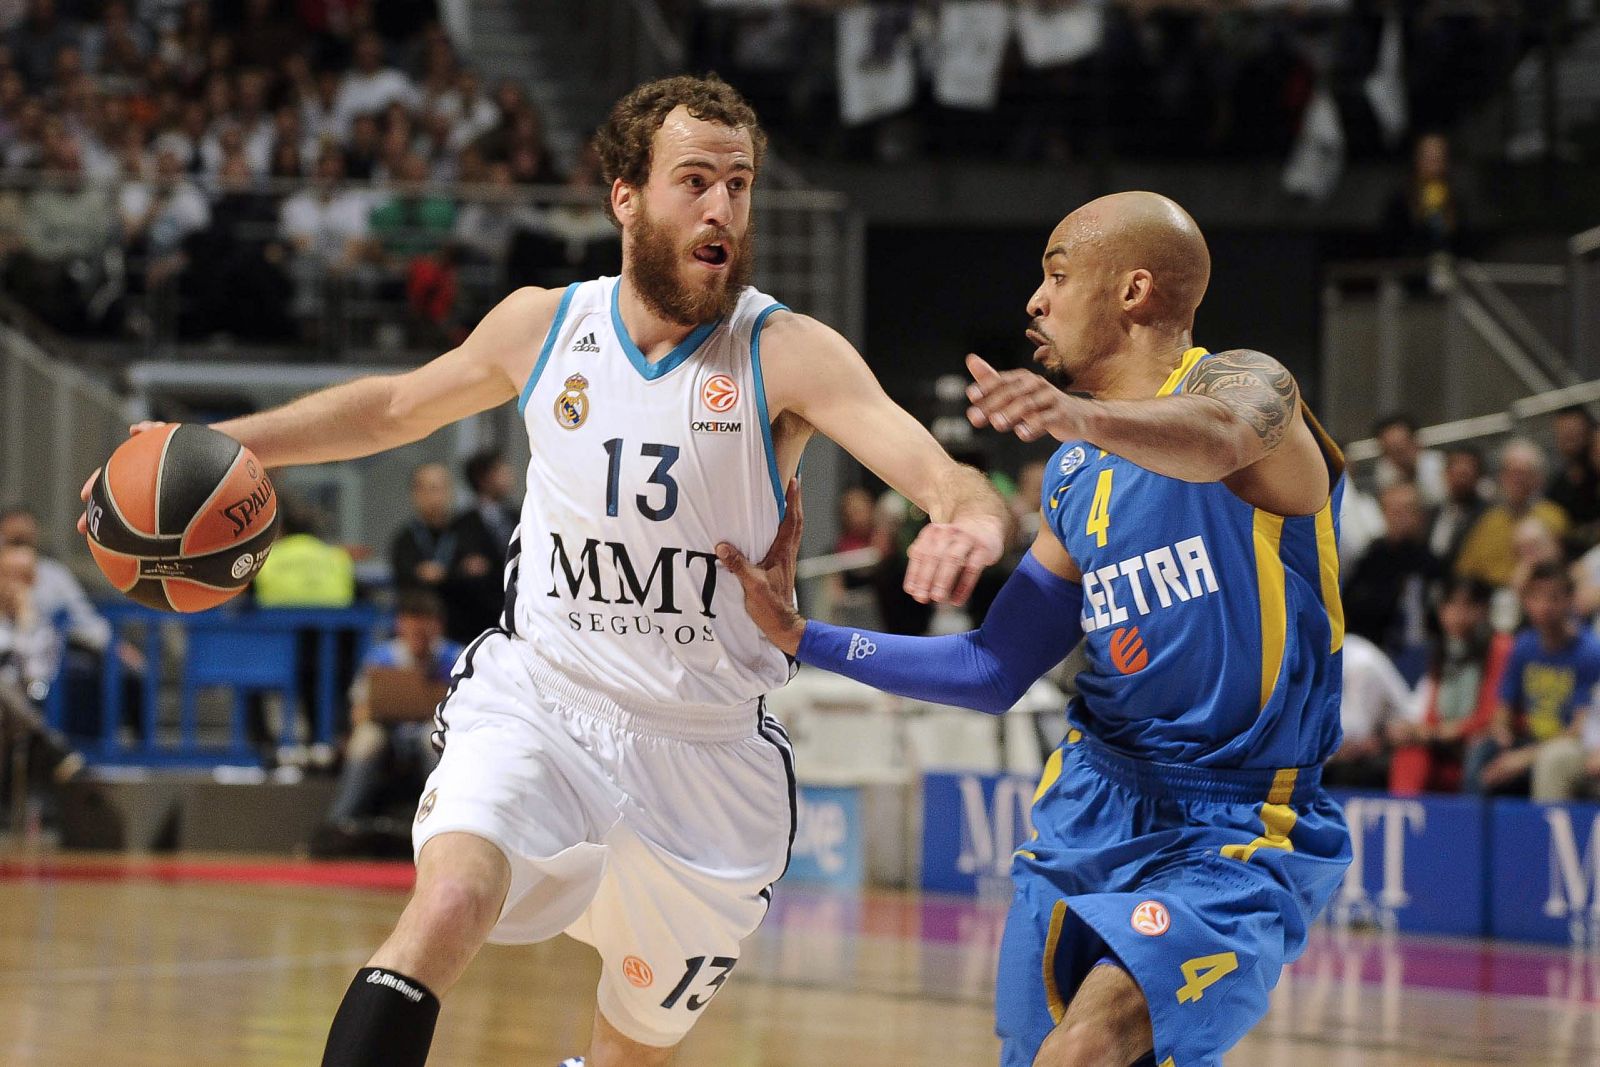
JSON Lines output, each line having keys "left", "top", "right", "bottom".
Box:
{"left": 655, "top": 106, "right": 753, "bottom": 163}
{"left": 1043, "top": 212, "right": 1107, "bottom": 264}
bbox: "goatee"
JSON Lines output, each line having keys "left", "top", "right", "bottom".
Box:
{"left": 626, "top": 206, "right": 756, "bottom": 327}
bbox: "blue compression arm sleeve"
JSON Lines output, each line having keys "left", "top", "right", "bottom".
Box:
{"left": 795, "top": 551, "right": 1084, "bottom": 715}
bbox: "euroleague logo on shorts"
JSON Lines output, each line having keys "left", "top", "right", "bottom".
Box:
{"left": 1131, "top": 900, "right": 1170, "bottom": 936}
{"left": 415, "top": 788, "right": 437, "bottom": 823}
{"left": 622, "top": 955, "right": 654, "bottom": 988}
{"left": 702, "top": 374, "right": 739, "bottom": 413}
{"left": 1109, "top": 626, "right": 1149, "bottom": 674}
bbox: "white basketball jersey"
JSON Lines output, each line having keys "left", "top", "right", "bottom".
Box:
{"left": 505, "top": 277, "right": 793, "bottom": 718}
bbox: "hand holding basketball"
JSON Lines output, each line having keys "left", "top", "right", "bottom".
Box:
{"left": 83, "top": 423, "right": 280, "bottom": 612}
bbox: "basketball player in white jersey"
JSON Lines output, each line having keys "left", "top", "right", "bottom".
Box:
{"left": 82, "top": 75, "right": 1006, "bottom": 1065}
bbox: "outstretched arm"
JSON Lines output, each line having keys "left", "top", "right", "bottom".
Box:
{"left": 717, "top": 489, "right": 1082, "bottom": 715}
{"left": 759, "top": 312, "right": 1008, "bottom": 605}
{"left": 965, "top": 349, "right": 1297, "bottom": 478}
{"left": 964, "top": 349, "right": 1331, "bottom": 514}
{"left": 213, "top": 287, "right": 562, "bottom": 467}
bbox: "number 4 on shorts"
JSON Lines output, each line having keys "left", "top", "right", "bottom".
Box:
{"left": 1176, "top": 951, "right": 1237, "bottom": 1004}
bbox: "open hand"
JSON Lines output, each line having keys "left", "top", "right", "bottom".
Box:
{"left": 965, "top": 354, "right": 1085, "bottom": 443}
{"left": 902, "top": 513, "right": 1004, "bottom": 606}
{"left": 716, "top": 479, "right": 806, "bottom": 655}
{"left": 77, "top": 421, "right": 167, "bottom": 534}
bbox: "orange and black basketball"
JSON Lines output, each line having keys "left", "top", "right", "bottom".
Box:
{"left": 84, "top": 424, "right": 280, "bottom": 612}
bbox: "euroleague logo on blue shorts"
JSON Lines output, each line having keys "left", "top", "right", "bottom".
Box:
{"left": 1131, "top": 899, "right": 1170, "bottom": 936}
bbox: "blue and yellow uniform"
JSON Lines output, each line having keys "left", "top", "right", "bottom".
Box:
{"left": 997, "top": 348, "right": 1353, "bottom": 1067}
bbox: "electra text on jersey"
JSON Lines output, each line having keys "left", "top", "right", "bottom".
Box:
{"left": 1078, "top": 534, "right": 1220, "bottom": 632}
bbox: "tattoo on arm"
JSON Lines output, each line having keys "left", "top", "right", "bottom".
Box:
{"left": 1186, "top": 349, "right": 1299, "bottom": 451}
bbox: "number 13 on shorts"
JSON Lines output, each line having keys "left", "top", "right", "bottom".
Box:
{"left": 659, "top": 955, "right": 737, "bottom": 1012}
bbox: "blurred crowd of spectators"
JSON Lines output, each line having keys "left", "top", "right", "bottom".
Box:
{"left": 0, "top": 0, "right": 619, "bottom": 345}
{"left": 1295, "top": 410, "right": 1600, "bottom": 802}
{"left": 685, "top": 0, "right": 1527, "bottom": 168}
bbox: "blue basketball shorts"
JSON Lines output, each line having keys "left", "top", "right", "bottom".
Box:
{"left": 996, "top": 732, "right": 1351, "bottom": 1067}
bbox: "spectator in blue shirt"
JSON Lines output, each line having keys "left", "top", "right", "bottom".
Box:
{"left": 1465, "top": 562, "right": 1600, "bottom": 797}
{"left": 313, "top": 590, "right": 463, "bottom": 856}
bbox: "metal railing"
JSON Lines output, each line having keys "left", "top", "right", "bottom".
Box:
{"left": 0, "top": 325, "right": 126, "bottom": 559}
{"left": 1344, "top": 375, "right": 1600, "bottom": 470}
{"left": 1318, "top": 257, "right": 1575, "bottom": 444}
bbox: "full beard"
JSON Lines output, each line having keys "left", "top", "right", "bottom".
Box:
{"left": 626, "top": 206, "right": 756, "bottom": 327}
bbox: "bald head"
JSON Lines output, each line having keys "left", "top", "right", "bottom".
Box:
{"left": 1049, "top": 192, "right": 1210, "bottom": 327}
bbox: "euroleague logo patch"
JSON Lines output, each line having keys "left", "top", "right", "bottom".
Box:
{"left": 1131, "top": 900, "right": 1170, "bottom": 936}
{"left": 702, "top": 373, "right": 739, "bottom": 413}
{"left": 1058, "top": 446, "right": 1088, "bottom": 477}
{"left": 554, "top": 373, "right": 591, "bottom": 430}
{"left": 622, "top": 956, "right": 654, "bottom": 988}
{"left": 416, "top": 788, "right": 437, "bottom": 823}
{"left": 1109, "top": 626, "right": 1149, "bottom": 674}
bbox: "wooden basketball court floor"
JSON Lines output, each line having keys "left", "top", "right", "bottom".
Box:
{"left": 0, "top": 854, "right": 1594, "bottom": 1066}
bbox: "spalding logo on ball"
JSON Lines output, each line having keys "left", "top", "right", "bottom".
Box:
{"left": 85, "top": 424, "right": 281, "bottom": 612}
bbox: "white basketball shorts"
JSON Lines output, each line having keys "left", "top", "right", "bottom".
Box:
{"left": 412, "top": 630, "right": 796, "bottom": 1048}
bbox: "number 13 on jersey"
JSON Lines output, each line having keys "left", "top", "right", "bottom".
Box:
{"left": 1086, "top": 468, "right": 1113, "bottom": 547}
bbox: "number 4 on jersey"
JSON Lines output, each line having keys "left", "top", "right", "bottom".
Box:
{"left": 1086, "top": 468, "right": 1113, "bottom": 547}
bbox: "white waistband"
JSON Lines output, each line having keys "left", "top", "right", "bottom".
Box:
{"left": 524, "top": 656, "right": 764, "bottom": 744}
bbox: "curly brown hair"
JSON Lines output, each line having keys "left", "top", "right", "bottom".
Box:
{"left": 594, "top": 74, "right": 766, "bottom": 227}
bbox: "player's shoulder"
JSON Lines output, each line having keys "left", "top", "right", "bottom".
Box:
{"left": 1187, "top": 348, "right": 1298, "bottom": 393}
{"left": 753, "top": 307, "right": 848, "bottom": 355}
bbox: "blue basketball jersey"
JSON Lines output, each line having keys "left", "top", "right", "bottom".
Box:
{"left": 1040, "top": 347, "right": 1346, "bottom": 770}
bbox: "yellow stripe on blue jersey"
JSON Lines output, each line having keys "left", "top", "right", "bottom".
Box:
{"left": 1039, "top": 349, "right": 1345, "bottom": 770}
{"left": 1314, "top": 501, "right": 1344, "bottom": 653}
{"left": 1251, "top": 510, "right": 1287, "bottom": 713}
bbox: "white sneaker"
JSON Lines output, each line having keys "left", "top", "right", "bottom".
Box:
{"left": 558, "top": 1059, "right": 584, "bottom": 1067}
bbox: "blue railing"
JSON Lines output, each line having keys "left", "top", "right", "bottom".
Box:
{"left": 72, "top": 604, "right": 385, "bottom": 768}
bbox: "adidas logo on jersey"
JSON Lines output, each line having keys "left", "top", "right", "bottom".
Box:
{"left": 847, "top": 633, "right": 877, "bottom": 660}
{"left": 571, "top": 332, "right": 600, "bottom": 353}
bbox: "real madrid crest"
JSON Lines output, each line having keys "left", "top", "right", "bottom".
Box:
{"left": 554, "top": 373, "right": 590, "bottom": 430}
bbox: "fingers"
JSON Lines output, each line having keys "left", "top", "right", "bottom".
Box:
{"left": 714, "top": 542, "right": 751, "bottom": 580}
{"left": 762, "top": 479, "right": 805, "bottom": 567}
{"left": 130, "top": 420, "right": 166, "bottom": 436}
{"left": 78, "top": 467, "right": 101, "bottom": 535}
{"left": 966, "top": 353, "right": 999, "bottom": 385}
{"left": 905, "top": 525, "right": 974, "bottom": 604}
{"left": 949, "top": 558, "right": 985, "bottom": 607}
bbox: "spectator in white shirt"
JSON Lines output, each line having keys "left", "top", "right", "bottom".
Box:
{"left": 279, "top": 145, "right": 372, "bottom": 270}
{"left": 435, "top": 68, "right": 497, "bottom": 152}
{"left": 1375, "top": 412, "right": 1447, "bottom": 508}
{"left": 0, "top": 506, "right": 109, "bottom": 656}
{"left": 119, "top": 145, "right": 210, "bottom": 257}
{"left": 0, "top": 542, "right": 83, "bottom": 783}
{"left": 332, "top": 31, "right": 419, "bottom": 137}
{"left": 1324, "top": 632, "right": 1413, "bottom": 789}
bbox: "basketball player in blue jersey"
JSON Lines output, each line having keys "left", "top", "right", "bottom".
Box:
{"left": 80, "top": 77, "right": 1007, "bottom": 1066}
{"left": 722, "top": 191, "right": 1352, "bottom": 1067}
